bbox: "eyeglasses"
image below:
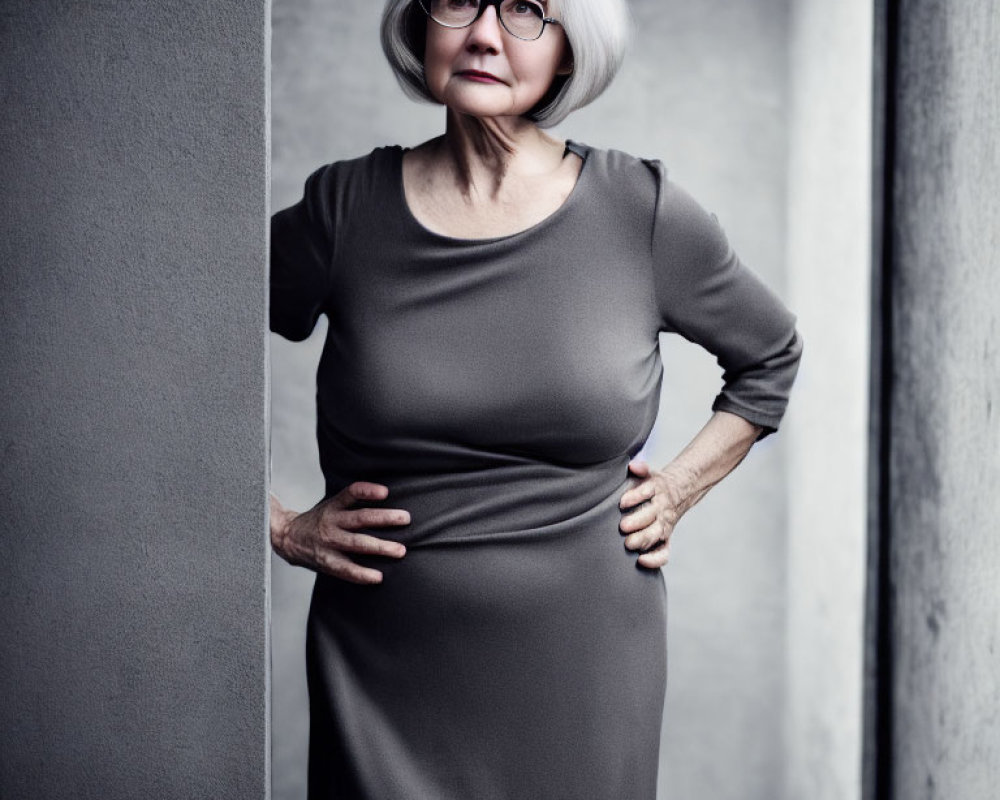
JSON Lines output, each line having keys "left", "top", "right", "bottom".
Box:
{"left": 418, "top": 0, "right": 562, "bottom": 42}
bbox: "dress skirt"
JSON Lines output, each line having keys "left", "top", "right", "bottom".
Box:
{"left": 304, "top": 458, "right": 667, "bottom": 800}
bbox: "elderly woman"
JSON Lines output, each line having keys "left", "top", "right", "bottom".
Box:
{"left": 268, "top": 0, "right": 802, "bottom": 797}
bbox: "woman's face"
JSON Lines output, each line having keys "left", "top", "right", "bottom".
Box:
{"left": 422, "top": 0, "right": 571, "bottom": 120}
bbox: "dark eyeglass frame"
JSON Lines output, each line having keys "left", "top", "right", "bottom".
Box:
{"left": 417, "top": 0, "right": 562, "bottom": 42}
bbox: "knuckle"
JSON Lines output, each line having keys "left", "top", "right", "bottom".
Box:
{"left": 341, "top": 531, "right": 365, "bottom": 551}
{"left": 363, "top": 509, "right": 390, "bottom": 527}
{"left": 317, "top": 551, "right": 341, "bottom": 575}
{"left": 340, "top": 483, "right": 367, "bottom": 506}
{"left": 340, "top": 510, "right": 363, "bottom": 529}
{"left": 374, "top": 537, "right": 397, "bottom": 555}
{"left": 348, "top": 509, "right": 370, "bottom": 527}
{"left": 346, "top": 565, "right": 377, "bottom": 584}
{"left": 319, "top": 524, "right": 345, "bottom": 546}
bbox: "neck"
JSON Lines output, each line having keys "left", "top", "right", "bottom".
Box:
{"left": 437, "top": 109, "right": 565, "bottom": 197}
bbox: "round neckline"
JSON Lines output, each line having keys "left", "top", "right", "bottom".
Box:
{"left": 394, "top": 140, "right": 591, "bottom": 245}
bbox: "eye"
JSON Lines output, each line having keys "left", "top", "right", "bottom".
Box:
{"left": 505, "top": 0, "right": 544, "bottom": 18}
{"left": 446, "top": 0, "right": 479, "bottom": 9}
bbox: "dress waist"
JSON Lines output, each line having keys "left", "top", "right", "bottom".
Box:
{"left": 325, "top": 453, "right": 634, "bottom": 549}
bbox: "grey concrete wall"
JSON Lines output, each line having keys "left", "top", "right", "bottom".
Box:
{"left": 889, "top": 1, "right": 1000, "bottom": 797}
{"left": 783, "top": 1, "right": 872, "bottom": 799}
{"left": 270, "top": 2, "right": 793, "bottom": 799}
{"left": 0, "top": 3, "right": 270, "bottom": 799}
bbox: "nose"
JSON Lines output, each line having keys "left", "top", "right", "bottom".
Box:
{"left": 464, "top": 4, "right": 504, "bottom": 54}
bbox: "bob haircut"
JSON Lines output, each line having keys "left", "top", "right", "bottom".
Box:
{"left": 380, "top": 0, "right": 631, "bottom": 128}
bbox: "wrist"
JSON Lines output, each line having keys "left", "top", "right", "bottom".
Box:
{"left": 657, "top": 462, "right": 700, "bottom": 515}
{"left": 268, "top": 493, "right": 292, "bottom": 553}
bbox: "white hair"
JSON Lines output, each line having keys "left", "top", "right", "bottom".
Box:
{"left": 380, "top": 0, "right": 631, "bottom": 128}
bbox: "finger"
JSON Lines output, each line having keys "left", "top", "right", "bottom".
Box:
{"left": 331, "top": 481, "right": 390, "bottom": 509}
{"left": 317, "top": 550, "right": 386, "bottom": 585}
{"left": 337, "top": 508, "right": 411, "bottom": 531}
{"left": 628, "top": 459, "right": 651, "bottom": 478}
{"left": 619, "top": 499, "right": 658, "bottom": 532}
{"left": 637, "top": 541, "right": 671, "bottom": 569}
{"left": 329, "top": 531, "right": 407, "bottom": 559}
{"left": 619, "top": 480, "right": 655, "bottom": 511}
{"left": 623, "top": 521, "right": 666, "bottom": 553}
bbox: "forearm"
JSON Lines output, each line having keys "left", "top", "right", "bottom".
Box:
{"left": 660, "top": 410, "right": 762, "bottom": 515}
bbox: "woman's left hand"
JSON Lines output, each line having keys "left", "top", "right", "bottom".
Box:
{"left": 619, "top": 459, "right": 692, "bottom": 568}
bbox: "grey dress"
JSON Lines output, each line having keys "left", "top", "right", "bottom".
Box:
{"left": 270, "top": 141, "right": 802, "bottom": 800}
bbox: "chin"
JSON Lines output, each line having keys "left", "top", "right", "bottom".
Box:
{"left": 453, "top": 106, "right": 523, "bottom": 121}
{"left": 442, "top": 96, "right": 530, "bottom": 122}
{"left": 437, "top": 83, "right": 543, "bottom": 120}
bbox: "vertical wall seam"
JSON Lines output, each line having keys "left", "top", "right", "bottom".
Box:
{"left": 864, "top": 0, "right": 898, "bottom": 798}
{"left": 264, "top": 0, "right": 274, "bottom": 796}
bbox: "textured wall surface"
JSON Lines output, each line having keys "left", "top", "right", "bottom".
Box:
{"left": 269, "top": 2, "right": 794, "bottom": 799}
{"left": 890, "top": 1, "right": 1000, "bottom": 797}
{"left": 0, "top": 3, "right": 269, "bottom": 798}
{"left": 783, "top": 1, "right": 871, "bottom": 799}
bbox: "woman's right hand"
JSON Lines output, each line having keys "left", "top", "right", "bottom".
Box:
{"left": 269, "top": 483, "right": 409, "bottom": 584}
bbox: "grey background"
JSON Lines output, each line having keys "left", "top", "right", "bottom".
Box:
{"left": 784, "top": 1, "right": 873, "bottom": 798}
{"left": 0, "top": 2, "right": 269, "bottom": 798}
{"left": 269, "top": 2, "right": 871, "bottom": 799}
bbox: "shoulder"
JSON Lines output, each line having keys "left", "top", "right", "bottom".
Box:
{"left": 569, "top": 141, "right": 733, "bottom": 269}
{"left": 568, "top": 140, "right": 675, "bottom": 220}
{"left": 302, "top": 145, "right": 402, "bottom": 199}
{"left": 570, "top": 140, "right": 666, "bottom": 190}
{"left": 568, "top": 140, "right": 684, "bottom": 247}
{"left": 577, "top": 141, "right": 726, "bottom": 237}
{"left": 289, "top": 146, "right": 403, "bottom": 234}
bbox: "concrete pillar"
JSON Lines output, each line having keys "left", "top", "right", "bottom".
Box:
{"left": 0, "top": 3, "right": 270, "bottom": 798}
{"left": 783, "top": 1, "right": 872, "bottom": 799}
{"left": 887, "top": 0, "right": 1000, "bottom": 797}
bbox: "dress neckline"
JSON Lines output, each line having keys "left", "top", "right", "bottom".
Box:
{"left": 393, "top": 140, "right": 591, "bottom": 245}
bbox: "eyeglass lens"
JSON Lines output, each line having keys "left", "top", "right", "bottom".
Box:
{"left": 422, "top": 0, "right": 549, "bottom": 41}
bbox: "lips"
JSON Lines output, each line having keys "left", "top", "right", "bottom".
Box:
{"left": 456, "top": 69, "right": 505, "bottom": 84}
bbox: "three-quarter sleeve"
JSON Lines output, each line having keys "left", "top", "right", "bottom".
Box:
{"left": 270, "top": 164, "right": 339, "bottom": 341}
{"left": 645, "top": 160, "right": 803, "bottom": 437}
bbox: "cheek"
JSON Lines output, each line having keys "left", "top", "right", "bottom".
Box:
{"left": 423, "top": 59, "right": 445, "bottom": 101}
{"left": 512, "top": 51, "right": 562, "bottom": 98}
{"left": 422, "top": 32, "right": 457, "bottom": 99}
{"left": 513, "top": 34, "right": 566, "bottom": 84}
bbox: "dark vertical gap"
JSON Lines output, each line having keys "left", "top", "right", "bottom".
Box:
{"left": 863, "top": 0, "right": 898, "bottom": 798}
